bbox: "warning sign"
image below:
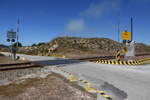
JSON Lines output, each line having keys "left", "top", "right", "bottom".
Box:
{"left": 124, "top": 47, "right": 128, "bottom": 53}
{"left": 122, "top": 31, "right": 130, "bottom": 40}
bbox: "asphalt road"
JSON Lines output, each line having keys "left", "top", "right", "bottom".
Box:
{"left": 61, "top": 62, "right": 150, "bottom": 100}
{"left": 1, "top": 52, "right": 150, "bottom": 100}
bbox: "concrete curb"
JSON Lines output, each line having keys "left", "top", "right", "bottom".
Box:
{"left": 51, "top": 66, "right": 112, "bottom": 100}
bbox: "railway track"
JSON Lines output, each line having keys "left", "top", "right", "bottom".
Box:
{"left": 0, "top": 62, "right": 43, "bottom": 71}
{"left": 78, "top": 56, "right": 115, "bottom": 61}
{"left": 0, "top": 53, "right": 150, "bottom": 71}
{"left": 78, "top": 53, "right": 150, "bottom": 62}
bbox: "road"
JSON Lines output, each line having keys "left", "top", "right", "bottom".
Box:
{"left": 62, "top": 62, "right": 150, "bottom": 100}
{"left": 1, "top": 52, "right": 150, "bottom": 100}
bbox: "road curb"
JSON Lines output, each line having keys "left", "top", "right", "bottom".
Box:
{"left": 51, "top": 66, "right": 112, "bottom": 100}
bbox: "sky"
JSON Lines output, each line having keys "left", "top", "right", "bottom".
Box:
{"left": 0, "top": 0, "right": 150, "bottom": 46}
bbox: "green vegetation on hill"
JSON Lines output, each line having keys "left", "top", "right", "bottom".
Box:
{"left": 13, "top": 42, "right": 22, "bottom": 47}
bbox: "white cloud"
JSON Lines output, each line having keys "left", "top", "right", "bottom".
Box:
{"left": 65, "top": 0, "right": 122, "bottom": 34}
{"left": 81, "top": 0, "right": 121, "bottom": 17}
{"left": 65, "top": 19, "right": 86, "bottom": 33}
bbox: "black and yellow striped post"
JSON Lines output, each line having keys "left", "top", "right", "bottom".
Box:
{"left": 116, "top": 50, "right": 121, "bottom": 61}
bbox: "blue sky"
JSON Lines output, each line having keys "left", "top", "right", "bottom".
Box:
{"left": 0, "top": 0, "right": 150, "bottom": 46}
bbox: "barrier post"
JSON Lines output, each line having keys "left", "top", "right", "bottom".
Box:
{"left": 116, "top": 50, "right": 121, "bottom": 61}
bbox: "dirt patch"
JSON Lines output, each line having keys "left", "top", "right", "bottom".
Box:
{"left": 0, "top": 55, "right": 27, "bottom": 64}
{"left": 0, "top": 72, "right": 96, "bottom": 100}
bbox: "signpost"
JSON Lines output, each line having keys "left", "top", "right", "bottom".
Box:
{"left": 7, "top": 29, "right": 17, "bottom": 60}
{"left": 7, "top": 31, "right": 16, "bottom": 39}
{"left": 121, "top": 30, "right": 135, "bottom": 59}
{"left": 121, "top": 18, "right": 135, "bottom": 59}
{"left": 122, "top": 31, "right": 131, "bottom": 40}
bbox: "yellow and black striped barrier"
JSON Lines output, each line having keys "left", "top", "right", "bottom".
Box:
{"left": 138, "top": 58, "right": 150, "bottom": 63}
{"left": 52, "top": 66, "right": 113, "bottom": 100}
{"left": 96, "top": 60, "right": 143, "bottom": 65}
{"left": 97, "top": 90, "right": 112, "bottom": 100}
{"left": 116, "top": 50, "right": 121, "bottom": 61}
{"left": 96, "top": 57, "right": 150, "bottom": 65}
{"left": 78, "top": 77, "right": 112, "bottom": 99}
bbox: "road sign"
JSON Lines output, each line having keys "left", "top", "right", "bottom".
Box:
{"left": 7, "top": 31, "right": 16, "bottom": 39}
{"left": 122, "top": 31, "right": 130, "bottom": 40}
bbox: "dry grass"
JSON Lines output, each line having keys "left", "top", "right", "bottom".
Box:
{"left": 0, "top": 56, "right": 27, "bottom": 64}
{"left": 0, "top": 72, "right": 96, "bottom": 100}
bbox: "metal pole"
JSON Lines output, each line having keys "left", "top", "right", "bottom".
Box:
{"left": 131, "top": 17, "right": 133, "bottom": 41}
{"left": 118, "top": 12, "right": 120, "bottom": 42}
{"left": 17, "top": 19, "right": 20, "bottom": 47}
{"left": 11, "top": 40, "right": 13, "bottom": 59}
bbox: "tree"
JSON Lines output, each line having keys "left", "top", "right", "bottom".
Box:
{"left": 37, "top": 42, "right": 45, "bottom": 46}
{"left": 32, "top": 43, "right": 36, "bottom": 47}
{"left": 13, "top": 42, "right": 22, "bottom": 47}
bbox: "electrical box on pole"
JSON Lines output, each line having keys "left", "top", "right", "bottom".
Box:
{"left": 125, "top": 41, "right": 135, "bottom": 57}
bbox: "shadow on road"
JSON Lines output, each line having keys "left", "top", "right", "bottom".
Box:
{"left": 32, "top": 58, "right": 84, "bottom": 66}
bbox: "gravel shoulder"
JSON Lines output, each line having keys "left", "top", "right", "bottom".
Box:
{"left": 0, "top": 54, "right": 27, "bottom": 64}
{"left": 0, "top": 72, "right": 96, "bottom": 100}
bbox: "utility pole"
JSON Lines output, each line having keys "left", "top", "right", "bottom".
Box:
{"left": 17, "top": 19, "right": 20, "bottom": 47}
{"left": 118, "top": 12, "right": 120, "bottom": 42}
{"left": 131, "top": 17, "right": 133, "bottom": 41}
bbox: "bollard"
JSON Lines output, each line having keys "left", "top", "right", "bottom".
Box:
{"left": 116, "top": 50, "right": 121, "bottom": 61}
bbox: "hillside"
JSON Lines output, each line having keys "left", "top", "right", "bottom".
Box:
{"left": 0, "top": 45, "right": 8, "bottom": 52}
{"left": 15, "top": 37, "right": 150, "bottom": 58}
